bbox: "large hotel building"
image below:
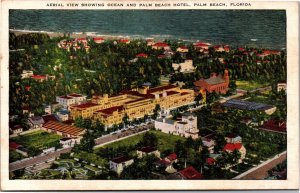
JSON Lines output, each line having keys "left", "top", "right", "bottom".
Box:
{"left": 70, "top": 85, "right": 195, "bottom": 126}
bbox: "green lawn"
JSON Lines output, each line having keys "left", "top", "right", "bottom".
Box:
{"left": 236, "top": 80, "right": 268, "bottom": 91}
{"left": 73, "top": 151, "right": 108, "bottom": 166}
{"left": 97, "top": 130, "right": 185, "bottom": 153}
{"left": 10, "top": 130, "right": 61, "bottom": 151}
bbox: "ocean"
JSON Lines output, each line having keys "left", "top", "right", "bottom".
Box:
{"left": 9, "top": 10, "right": 286, "bottom": 49}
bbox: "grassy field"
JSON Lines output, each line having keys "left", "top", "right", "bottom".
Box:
{"left": 97, "top": 130, "right": 185, "bottom": 153}
{"left": 73, "top": 151, "right": 108, "bottom": 166}
{"left": 236, "top": 80, "right": 268, "bottom": 91}
{"left": 10, "top": 130, "right": 61, "bottom": 150}
{"left": 9, "top": 150, "right": 25, "bottom": 163}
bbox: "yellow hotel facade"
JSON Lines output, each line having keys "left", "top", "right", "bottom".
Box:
{"left": 70, "top": 85, "right": 195, "bottom": 126}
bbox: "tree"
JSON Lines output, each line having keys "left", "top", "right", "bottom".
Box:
{"left": 139, "top": 132, "right": 158, "bottom": 147}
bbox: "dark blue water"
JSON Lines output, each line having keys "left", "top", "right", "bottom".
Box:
{"left": 9, "top": 10, "right": 286, "bottom": 49}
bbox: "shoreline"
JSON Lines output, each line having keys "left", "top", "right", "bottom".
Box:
{"left": 9, "top": 29, "right": 285, "bottom": 50}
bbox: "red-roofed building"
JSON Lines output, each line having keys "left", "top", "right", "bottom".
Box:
{"left": 136, "top": 53, "right": 148, "bottom": 58}
{"left": 9, "top": 142, "right": 22, "bottom": 150}
{"left": 178, "top": 166, "right": 203, "bottom": 180}
{"left": 93, "top": 37, "right": 105, "bottom": 44}
{"left": 25, "top": 86, "right": 31, "bottom": 91}
{"left": 165, "top": 153, "right": 178, "bottom": 163}
{"left": 223, "top": 143, "right": 246, "bottom": 162}
{"left": 238, "top": 47, "right": 245, "bottom": 52}
{"left": 146, "top": 39, "right": 155, "bottom": 46}
{"left": 194, "top": 70, "right": 230, "bottom": 94}
{"left": 206, "top": 157, "right": 216, "bottom": 165}
{"left": 109, "top": 156, "right": 134, "bottom": 176}
{"left": 194, "top": 42, "right": 211, "bottom": 50}
{"left": 119, "top": 39, "right": 130, "bottom": 44}
{"left": 261, "top": 120, "right": 286, "bottom": 133}
{"left": 137, "top": 146, "right": 161, "bottom": 159}
{"left": 31, "top": 75, "right": 47, "bottom": 82}
{"left": 42, "top": 120, "right": 85, "bottom": 140}
{"left": 177, "top": 46, "right": 189, "bottom": 53}
{"left": 9, "top": 125, "right": 23, "bottom": 135}
{"left": 152, "top": 42, "right": 170, "bottom": 50}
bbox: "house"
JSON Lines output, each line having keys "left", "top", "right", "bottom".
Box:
{"left": 9, "top": 142, "right": 22, "bottom": 150}
{"left": 42, "top": 120, "right": 85, "bottom": 141}
{"left": 28, "top": 116, "right": 45, "bottom": 129}
{"left": 9, "top": 125, "right": 23, "bottom": 135}
{"left": 202, "top": 138, "right": 215, "bottom": 154}
{"left": 176, "top": 46, "right": 189, "bottom": 53}
{"left": 206, "top": 157, "right": 216, "bottom": 166}
{"left": 194, "top": 42, "right": 211, "bottom": 50}
{"left": 136, "top": 53, "right": 148, "bottom": 58}
{"left": 31, "top": 75, "right": 48, "bottom": 82}
{"left": 155, "top": 112, "right": 199, "bottom": 139}
{"left": 21, "top": 70, "right": 34, "bottom": 79}
{"left": 165, "top": 153, "right": 178, "bottom": 163}
{"left": 222, "top": 99, "right": 277, "bottom": 115}
{"left": 225, "top": 134, "right": 242, "bottom": 144}
{"left": 194, "top": 70, "right": 230, "bottom": 94}
{"left": 56, "top": 109, "right": 69, "bottom": 121}
{"left": 42, "top": 114, "right": 59, "bottom": 123}
{"left": 176, "top": 166, "right": 203, "bottom": 180}
{"left": 93, "top": 37, "right": 105, "bottom": 44}
{"left": 213, "top": 45, "right": 230, "bottom": 52}
{"left": 261, "top": 120, "right": 286, "bottom": 133}
{"left": 152, "top": 42, "right": 171, "bottom": 50}
{"left": 277, "top": 81, "right": 286, "bottom": 93}
{"left": 146, "top": 39, "right": 155, "bottom": 46}
{"left": 137, "top": 147, "right": 161, "bottom": 159}
{"left": 256, "top": 50, "right": 281, "bottom": 58}
{"left": 119, "top": 39, "right": 130, "bottom": 44}
{"left": 172, "top": 60, "right": 195, "bottom": 73}
{"left": 109, "top": 156, "right": 134, "bottom": 176}
{"left": 60, "top": 137, "right": 76, "bottom": 148}
{"left": 154, "top": 159, "right": 177, "bottom": 174}
{"left": 223, "top": 143, "right": 246, "bottom": 162}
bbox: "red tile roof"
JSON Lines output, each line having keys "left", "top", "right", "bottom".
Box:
{"left": 31, "top": 75, "right": 47, "bottom": 79}
{"left": 147, "top": 85, "right": 177, "bottom": 94}
{"left": 9, "top": 142, "right": 21, "bottom": 149}
{"left": 223, "top": 143, "right": 243, "bottom": 152}
{"left": 166, "top": 153, "right": 177, "bottom": 161}
{"left": 119, "top": 39, "right": 130, "bottom": 43}
{"left": 59, "top": 95, "right": 73, "bottom": 99}
{"left": 25, "top": 86, "right": 31, "bottom": 91}
{"left": 72, "top": 102, "right": 99, "bottom": 109}
{"left": 43, "top": 120, "right": 84, "bottom": 137}
{"left": 42, "top": 114, "right": 59, "bottom": 123}
{"left": 206, "top": 158, "right": 216, "bottom": 165}
{"left": 136, "top": 53, "right": 148, "bottom": 58}
{"left": 179, "top": 46, "right": 188, "bottom": 49}
{"left": 179, "top": 166, "right": 203, "bottom": 179}
{"left": 194, "top": 42, "right": 210, "bottom": 47}
{"left": 138, "top": 146, "right": 157, "bottom": 153}
{"left": 238, "top": 47, "right": 245, "bottom": 51}
{"left": 93, "top": 37, "right": 104, "bottom": 41}
{"left": 262, "top": 120, "right": 286, "bottom": 133}
{"left": 111, "top": 156, "right": 132, "bottom": 164}
{"left": 68, "top": 93, "right": 83, "bottom": 97}
{"left": 153, "top": 42, "right": 169, "bottom": 47}
{"left": 96, "top": 105, "right": 124, "bottom": 115}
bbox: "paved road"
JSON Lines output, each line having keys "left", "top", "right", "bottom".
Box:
{"left": 9, "top": 147, "right": 72, "bottom": 172}
{"left": 94, "top": 123, "right": 154, "bottom": 145}
{"left": 240, "top": 152, "right": 287, "bottom": 180}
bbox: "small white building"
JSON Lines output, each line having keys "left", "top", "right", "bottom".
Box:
{"left": 21, "top": 70, "right": 34, "bottom": 79}
{"left": 44, "top": 105, "right": 52, "bottom": 114}
{"left": 137, "top": 147, "right": 161, "bottom": 159}
{"left": 60, "top": 137, "right": 76, "bottom": 148}
{"left": 277, "top": 82, "right": 286, "bottom": 93}
{"left": 155, "top": 112, "right": 199, "bottom": 139}
{"left": 56, "top": 109, "right": 69, "bottom": 121}
{"left": 172, "top": 60, "right": 195, "bottom": 73}
{"left": 9, "top": 125, "right": 23, "bottom": 135}
{"left": 56, "top": 93, "right": 86, "bottom": 109}
{"left": 109, "top": 156, "right": 134, "bottom": 176}
{"left": 28, "top": 116, "right": 45, "bottom": 129}
{"left": 202, "top": 138, "right": 215, "bottom": 154}
{"left": 225, "top": 134, "right": 242, "bottom": 144}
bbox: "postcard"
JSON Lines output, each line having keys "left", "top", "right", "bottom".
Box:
{"left": 0, "top": 0, "right": 299, "bottom": 191}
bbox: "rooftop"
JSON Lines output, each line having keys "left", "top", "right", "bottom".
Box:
{"left": 179, "top": 166, "right": 203, "bottom": 180}
{"left": 72, "top": 102, "right": 99, "bottom": 109}
{"left": 43, "top": 120, "right": 84, "bottom": 137}
{"left": 223, "top": 99, "right": 275, "bottom": 111}
{"left": 223, "top": 143, "right": 243, "bottom": 152}
{"left": 138, "top": 146, "right": 157, "bottom": 153}
{"left": 111, "top": 156, "right": 132, "bottom": 164}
